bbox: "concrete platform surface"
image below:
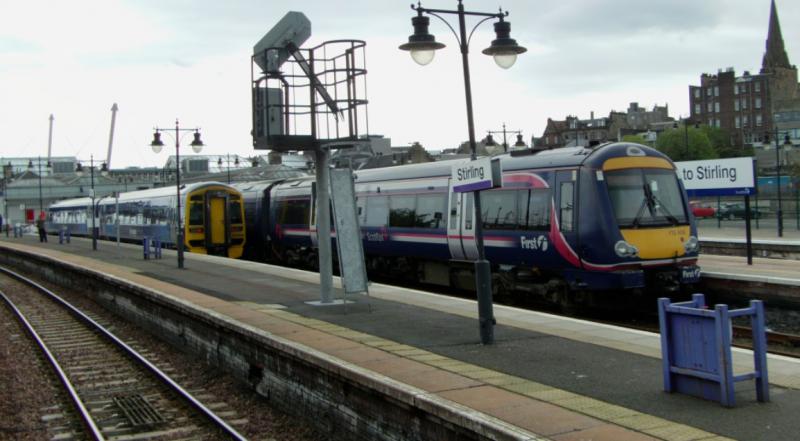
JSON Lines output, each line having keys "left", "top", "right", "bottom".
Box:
{"left": 2, "top": 235, "right": 799, "bottom": 441}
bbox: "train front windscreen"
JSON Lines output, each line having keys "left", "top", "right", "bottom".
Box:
{"left": 605, "top": 168, "right": 688, "bottom": 228}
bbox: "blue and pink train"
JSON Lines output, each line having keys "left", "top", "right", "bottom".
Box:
{"left": 238, "top": 142, "right": 701, "bottom": 303}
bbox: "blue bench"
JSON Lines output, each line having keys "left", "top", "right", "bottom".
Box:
{"left": 143, "top": 236, "right": 162, "bottom": 260}
{"left": 658, "top": 293, "right": 769, "bottom": 407}
{"left": 59, "top": 228, "right": 71, "bottom": 244}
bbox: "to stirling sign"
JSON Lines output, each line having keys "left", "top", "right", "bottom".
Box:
{"left": 675, "top": 157, "right": 757, "bottom": 197}
{"left": 451, "top": 157, "right": 502, "bottom": 193}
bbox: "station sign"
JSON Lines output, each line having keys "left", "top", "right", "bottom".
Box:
{"left": 675, "top": 157, "right": 756, "bottom": 197}
{"left": 451, "top": 157, "right": 502, "bottom": 193}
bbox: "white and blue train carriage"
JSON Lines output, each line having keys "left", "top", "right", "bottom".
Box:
{"left": 264, "top": 142, "right": 701, "bottom": 301}
{"left": 47, "top": 182, "right": 246, "bottom": 258}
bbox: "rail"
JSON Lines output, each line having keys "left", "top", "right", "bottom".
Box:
{"left": 0, "top": 265, "right": 249, "bottom": 441}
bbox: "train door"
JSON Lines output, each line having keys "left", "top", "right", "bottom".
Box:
{"left": 206, "top": 191, "right": 229, "bottom": 254}
{"left": 446, "top": 183, "right": 479, "bottom": 261}
{"left": 555, "top": 169, "right": 579, "bottom": 259}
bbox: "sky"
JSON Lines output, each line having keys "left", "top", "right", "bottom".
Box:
{"left": 1, "top": 0, "right": 799, "bottom": 169}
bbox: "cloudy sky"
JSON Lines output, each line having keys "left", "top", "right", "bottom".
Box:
{"left": 1, "top": 0, "right": 798, "bottom": 168}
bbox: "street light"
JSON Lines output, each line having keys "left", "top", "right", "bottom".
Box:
{"left": 2, "top": 162, "right": 11, "bottom": 237}
{"left": 765, "top": 129, "right": 792, "bottom": 237}
{"left": 217, "top": 154, "right": 240, "bottom": 184}
{"left": 486, "top": 123, "right": 525, "bottom": 152}
{"left": 400, "top": 0, "right": 526, "bottom": 345}
{"left": 672, "top": 118, "right": 697, "bottom": 160}
{"left": 76, "top": 155, "right": 108, "bottom": 251}
{"left": 150, "top": 119, "right": 204, "bottom": 269}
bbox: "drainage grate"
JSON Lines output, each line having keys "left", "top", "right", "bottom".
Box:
{"left": 113, "top": 394, "right": 166, "bottom": 427}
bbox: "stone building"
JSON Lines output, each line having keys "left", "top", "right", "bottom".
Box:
{"left": 688, "top": 0, "right": 799, "bottom": 148}
{"left": 538, "top": 111, "right": 630, "bottom": 149}
{"left": 626, "top": 102, "right": 672, "bottom": 131}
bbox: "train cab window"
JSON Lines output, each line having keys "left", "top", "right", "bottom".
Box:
{"left": 480, "top": 190, "right": 518, "bottom": 230}
{"left": 416, "top": 194, "right": 446, "bottom": 228}
{"left": 364, "top": 196, "right": 389, "bottom": 227}
{"left": 189, "top": 203, "right": 204, "bottom": 226}
{"left": 605, "top": 169, "right": 687, "bottom": 227}
{"left": 520, "top": 189, "right": 551, "bottom": 230}
{"left": 389, "top": 195, "right": 416, "bottom": 228}
{"left": 559, "top": 182, "right": 574, "bottom": 232}
{"left": 229, "top": 200, "right": 243, "bottom": 224}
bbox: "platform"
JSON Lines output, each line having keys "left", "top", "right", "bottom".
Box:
{"left": 1, "top": 234, "right": 798, "bottom": 441}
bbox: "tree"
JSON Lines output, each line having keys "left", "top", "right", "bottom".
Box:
{"left": 622, "top": 134, "right": 649, "bottom": 145}
{"left": 701, "top": 126, "right": 754, "bottom": 158}
{"left": 655, "top": 127, "right": 717, "bottom": 161}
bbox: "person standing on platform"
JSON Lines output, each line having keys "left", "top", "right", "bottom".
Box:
{"left": 36, "top": 211, "right": 47, "bottom": 242}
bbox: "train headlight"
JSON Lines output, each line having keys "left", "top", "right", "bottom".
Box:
{"left": 614, "top": 240, "right": 639, "bottom": 258}
{"left": 684, "top": 236, "right": 699, "bottom": 254}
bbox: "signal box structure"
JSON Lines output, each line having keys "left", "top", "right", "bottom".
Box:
{"left": 251, "top": 22, "right": 369, "bottom": 152}
{"left": 251, "top": 12, "right": 370, "bottom": 305}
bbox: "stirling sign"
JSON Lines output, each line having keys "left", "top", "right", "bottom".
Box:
{"left": 451, "top": 157, "right": 502, "bottom": 193}
{"left": 676, "top": 157, "right": 757, "bottom": 196}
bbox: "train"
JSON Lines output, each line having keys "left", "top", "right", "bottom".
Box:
{"left": 47, "top": 182, "right": 246, "bottom": 259}
{"left": 236, "top": 142, "right": 701, "bottom": 305}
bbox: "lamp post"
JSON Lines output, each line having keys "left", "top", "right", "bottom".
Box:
{"left": 486, "top": 123, "right": 525, "bottom": 152}
{"left": 766, "top": 129, "right": 792, "bottom": 237}
{"left": 3, "top": 162, "right": 11, "bottom": 237}
{"left": 672, "top": 118, "right": 694, "bottom": 160}
{"left": 76, "top": 156, "right": 108, "bottom": 251}
{"left": 150, "top": 119, "right": 204, "bottom": 269}
{"left": 217, "top": 154, "right": 239, "bottom": 184}
{"left": 400, "top": 0, "right": 526, "bottom": 344}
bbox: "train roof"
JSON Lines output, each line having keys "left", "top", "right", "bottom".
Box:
{"left": 231, "top": 180, "right": 283, "bottom": 193}
{"left": 350, "top": 142, "right": 673, "bottom": 183}
{"left": 269, "top": 143, "right": 674, "bottom": 189}
{"left": 49, "top": 181, "right": 239, "bottom": 209}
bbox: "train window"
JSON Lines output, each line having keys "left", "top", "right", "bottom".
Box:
{"left": 229, "top": 201, "right": 243, "bottom": 224}
{"left": 480, "top": 190, "right": 518, "bottom": 230}
{"left": 389, "top": 195, "right": 416, "bottom": 228}
{"left": 605, "top": 169, "right": 687, "bottom": 227}
{"left": 416, "top": 194, "right": 446, "bottom": 228}
{"left": 356, "top": 196, "right": 368, "bottom": 225}
{"left": 521, "top": 189, "right": 550, "bottom": 230}
{"left": 464, "top": 193, "right": 473, "bottom": 230}
{"left": 364, "top": 196, "right": 388, "bottom": 227}
{"left": 449, "top": 193, "right": 458, "bottom": 230}
{"left": 189, "top": 203, "right": 204, "bottom": 226}
{"left": 559, "top": 182, "right": 574, "bottom": 232}
{"left": 279, "top": 199, "right": 311, "bottom": 225}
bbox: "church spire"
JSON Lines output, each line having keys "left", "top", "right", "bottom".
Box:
{"left": 761, "top": 0, "right": 792, "bottom": 74}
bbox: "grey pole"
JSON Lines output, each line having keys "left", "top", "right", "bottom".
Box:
{"left": 37, "top": 157, "right": 43, "bottom": 214}
{"left": 315, "top": 148, "right": 333, "bottom": 303}
{"left": 90, "top": 155, "right": 97, "bottom": 251}
{"left": 175, "top": 120, "right": 184, "bottom": 269}
{"left": 775, "top": 127, "right": 783, "bottom": 238}
{"left": 115, "top": 193, "right": 120, "bottom": 247}
{"left": 47, "top": 114, "right": 54, "bottom": 164}
{"left": 455, "top": 1, "right": 494, "bottom": 344}
{"left": 106, "top": 103, "right": 118, "bottom": 169}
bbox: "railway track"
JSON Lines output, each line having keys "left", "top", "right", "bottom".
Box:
{"left": 0, "top": 266, "right": 249, "bottom": 441}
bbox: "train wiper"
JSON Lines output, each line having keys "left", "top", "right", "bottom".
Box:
{"left": 648, "top": 192, "right": 680, "bottom": 226}
{"left": 630, "top": 187, "right": 651, "bottom": 229}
